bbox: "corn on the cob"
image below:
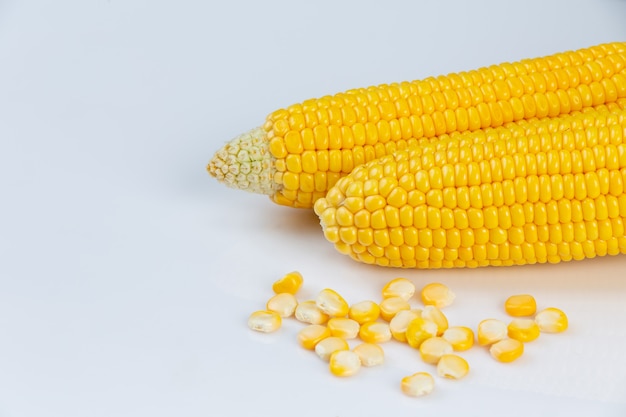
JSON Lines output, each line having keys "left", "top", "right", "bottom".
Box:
{"left": 314, "top": 101, "right": 626, "bottom": 268}
{"left": 208, "top": 42, "right": 626, "bottom": 208}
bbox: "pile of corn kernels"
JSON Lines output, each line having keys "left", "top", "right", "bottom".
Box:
{"left": 247, "top": 272, "right": 568, "bottom": 397}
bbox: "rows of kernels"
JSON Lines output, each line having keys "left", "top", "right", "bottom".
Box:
{"left": 298, "top": 324, "right": 332, "bottom": 350}
{"left": 248, "top": 310, "right": 282, "bottom": 333}
{"left": 353, "top": 343, "right": 385, "bottom": 367}
{"left": 314, "top": 102, "right": 626, "bottom": 268}
{"left": 348, "top": 300, "right": 381, "bottom": 324}
{"left": 295, "top": 300, "right": 329, "bottom": 324}
{"left": 266, "top": 293, "right": 298, "bottom": 317}
{"left": 327, "top": 317, "right": 360, "bottom": 339}
{"left": 359, "top": 321, "right": 392, "bottom": 343}
{"left": 267, "top": 43, "right": 626, "bottom": 208}
{"left": 382, "top": 277, "right": 416, "bottom": 300}
{"left": 316, "top": 288, "right": 350, "bottom": 317}
{"left": 507, "top": 318, "right": 541, "bottom": 342}
{"left": 442, "top": 326, "right": 475, "bottom": 351}
{"left": 401, "top": 372, "right": 435, "bottom": 397}
{"left": 390, "top": 309, "right": 422, "bottom": 342}
{"left": 329, "top": 350, "right": 362, "bottom": 377}
{"left": 419, "top": 337, "right": 454, "bottom": 364}
{"left": 421, "top": 283, "right": 456, "bottom": 308}
{"left": 535, "top": 307, "right": 569, "bottom": 333}
{"left": 315, "top": 336, "right": 350, "bottom": 361}
{"left": 406, "top": 317, "right": 438, "bottom": 348}
{"left": 379, "top": 296, "right": 411, "bottom": 321}
{"left": 477, "top": 319, "right": 508, "bottom": 346}
{"left": 437, "top": 354, "right": 470, "bottom": 379}
{"left": 490, "top": 338, "right": 525, "bottom": 363}
{"left": 272, "top": 271, "right": 303, "bottom": 294}
{"left": 421, "top": 305, "right": 449, "bottom": 335}
{"left": 505, "top": 294, "right": 537, "bottom": 316}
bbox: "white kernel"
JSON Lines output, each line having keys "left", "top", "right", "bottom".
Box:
{"left": 315, "top": 336, "right": 349, "bottom": 361}
{"left": 327, "top": 317, "right": 360, "bottom": 339}
{"left": 437, "top": 354, "right": 469, "bottom": 380}
{"left": 295, "top": 300, "right": 329, "bottom": 325}
{"left": 316, "top": 288, "right": 349, "bottom": 317}
{"left": 477, "top": 318, "right": 508, "bottom": 346}
{"left": 401, "top": 372, "right": 435, "bottom": 397}
{"left": 247, "top": 310, "right": 281, "bottom": 333}
{"left": 535, "top": 307, "right": 568, "bottom": 333}
{"left": 353, "top": 343, "right": 384, "bottom": 367}
{"left": 329, "top": 350, "right": 361, "bottom": 377}
{"left": 382, "top": 277, "right": 416, "bottom": 301}
{"left": 266, "top": 293, "right": 298, "bottom": 317}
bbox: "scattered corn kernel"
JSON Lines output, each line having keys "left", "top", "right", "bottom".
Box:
{"left": 353, "top": 343, "right": 385, "bottom": 367}
{"left": 389, "top": 309, "right": 422, "bottom": 343}
{"left": 247, "top": 310, "right": 282, "bottom": 333}
{"left": 266, "top": 292, "right": 298, "bottom": 317}
{"left": 359, "top": 321, "right": 392, "bottom": 344}
{"left": 316, "top": 288, "right": 349, "bottom": 317}
{"left": 329, "top": 350, "right": 361, "bottom": 377}
{"left": 401, "top": 372, "right": 435, "bottom": 397}
{"left": 421, "top": 305, "right": 449, "bottom": 336}
{"left": 437, "top": 354, "right": 469, "bottom": 380}
{"left": 348, "top": 300, "right": 380, "bottom": 324}
{"left": 297, "top": 324, "right": 331, "bottom": 350}
{"left": 490, "top": 338, "right": 524, "bottom": 363}
{"left": 442, "top": 326, "right": 475, "bottom": 351}
{"left": 504, "top": 294, "right": 537, "bottom": 317}
{"left": 421, "top": 283, "right": 455, "bottom": 308}
{"left": 379, "top": 296, "right": 411, "bottom": 321}
{"left": 535, "top": 307, "right": 568, "bottom": 333}
{"left": 382, "top": 278, "right": 415, "bottom": 301}
{"left": 405, "top": 317, "right": 438, "bottom": 349}
{"left": 419, "top": 337, "right": 454, "bottom": 364}
{"left": 327, "top": 317, "right": 360, "bottom": 339}
{"left": 477, "top": 318, "right": 508, "bottom": 346}
{"left": 315, "top": 336, "right": 350, "bottom": 361}
{"left": 295, "top": 300, "right": 329, "bottom": 324}
{"left": 272, "top": 271, "right": 303, "bottom": 295}
{"left": 507, "top": 318, "right": 540, "bottom": 343}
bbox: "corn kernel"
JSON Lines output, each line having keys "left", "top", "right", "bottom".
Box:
{"left": 382, "top": 277, "right": 416, "bottom": 301}
{"left": 327, "top": 317, "right": 360, "bottom": 339}
{"left": 297, "top": 324, "right": 331, "bottom": 350}
{"left": 405, "top": 317, "right": 438, "bottom": 348}
{"left": 295, "top": 300, "right": 329, "bottom": 324}
{"left": 315, "top": 336, "right": 350, "bottom": 361}
{"left": 421, "top": 305, "right": 449, "bottom": 335}
{"left": 419, "top": 337, "right": 454, "bottom": 364}
{"left": 421, "top": 282, "right": 455, "bottom": 308}
{"left": 477, "top": 318, "right": 508, "bottom": 346}
{"left": 401, "top": 372, "right": 435, "bottom": 397}
{"left": 504, "top": 294, "right": 537, "bottom": 316}
{"left": 316, "top": 288, "right": 350, "bottom": 317}
{"left": 353, "top": 343, "right": 385, "bottom": 367}
{"left": 266, "top": 293, "right": 298, "bottom": 317}
{"left": 389, "top": 309, "right": 422, "bottom": 342}
{"left": 247, "top": 310, "right": 282, "bottom": 333}
{"left": 507, "top": 318, "right": 540, "bottom": 342}
{"left": 359, "top": 321, "right": 392, "bottom": 343}
{"left": 437, "top": 354, "right": 469, "bottom": 380}
{"left": 349, "top": 300, "right": 381, "bottom": 324}
{"left": 535, "top": 307, "right": 568, "bottom": 333}
{"left": 329, "top": 350, "right": 361, "bottom": 377}
{"left": 442, "top": 326, "right": 475, "bottom": 351}
{"left": 272, "top": 271, "right": 303, "bottom": 294}
{"left": 379, "top": 296, "right": 411, "bottom": 321}
{"left": 490, "top": 338, "right": 524, "bottom": 363}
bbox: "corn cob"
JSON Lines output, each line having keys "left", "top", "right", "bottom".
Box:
{"left": 208, "top": 42, "right": 626, "bottom": 208}
{"left": 313, "top": 100, "right": 626, "bottom": 268}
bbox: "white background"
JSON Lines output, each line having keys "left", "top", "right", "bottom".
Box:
{"left": 2, "top": 1, "right": 626, "bottom": 416}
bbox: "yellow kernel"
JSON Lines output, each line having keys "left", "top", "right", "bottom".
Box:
{"left": 421, "top": 305, "right": 449, "bottom": 336}
{"left": 389, "top": 309, "right": 422, "bottom": 343}
{"left": 442, "top": 326, "right": 475, "bottom": 351}
{"left": 315, "top": 336, "right": 350, "bottom": 361}
{"left": 535, "top": 307, "right": 569, "bottom": 333}
{"left": 359, "top": 321, "right": 392, "bottom": 343}
{"left": 381, "top": 277, "right": 416, "bottom": 301}
{"left": 401, "top": 372, "right": 435, "bottom": 397}
{"left": 297, "top": 324, "right": 331, "bottom": 350}
{"left": 490, "top": 338, "right": 524, "bottom": 363}
{"left": 421, "top": 282, "right": 456, "bottom": 308}
{"left": 504, "top": 294, "right": 537, "bottom": 316}
{"left": 437, "top": 354, "right": 469, "bottom": 380}
{"left": 272, "top": 271, "right": 303, "bottom": 295}
{"left": 349, "top": 300, "right": 381, "bottom": 324}
{"left": 419, "top": 337, "right": 454, "bottom": 364}
{"left": 329, "top": 350, "right": 361, "bottom": 377}
{"left": 327, "top": 317, "right": 360, "bottom": 339}
{"left": 379, "top": 296, "right": 411, "bottom": 321}
{"left": 295, "top": 300, "right": 329, "bottom": 325}
{"left": 247, "top": 310, "right": 282, "bottom": 333}
{"left": 507, "top": 318, "right": 540, "bottom": 342}
{"left": 353, "top": 343, "right": 385, "bottom": 367}
{"left": 316, "top": 288, "right": 349, "bottom": 317}
{"left": 477, "top": 318, "right": 508, "bottom": 346}
{"left": 405, "top": 317, "right": 438, "bottom": 349}
{"left": 266, "top": 293, "right": 298, "bottom": 318}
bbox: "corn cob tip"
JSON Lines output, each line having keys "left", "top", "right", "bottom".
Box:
{"left": 207, "top": 126, "right": 279, "bottom": 195}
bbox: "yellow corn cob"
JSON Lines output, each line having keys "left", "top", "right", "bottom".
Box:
{"left": 313, "top": 100, "right": 626, "bottom": 268}
{"left": 208, "top": 42, "right": 626, "bottom": 208}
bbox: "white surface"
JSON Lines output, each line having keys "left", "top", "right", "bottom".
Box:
{"left": 1, "top": 1, "right": 626, "bottom": 416}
